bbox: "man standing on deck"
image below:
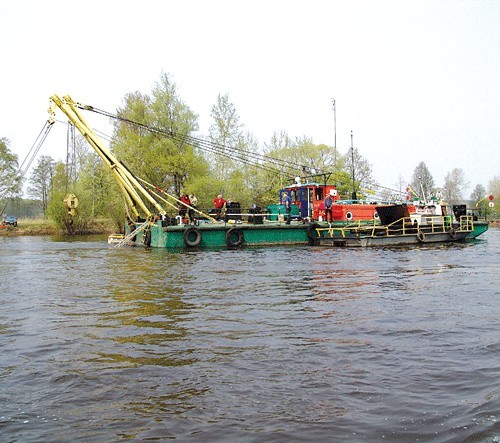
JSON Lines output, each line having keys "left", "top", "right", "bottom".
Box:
{"left": 283, "top": 192, "right": 292, "bottom": 224}
{"left": 188, "top": 193, "right": 198, "bottom": 223}
{"left": 324, "top": 193, "right": 333, "bottom": 222}
{"left": 213, "top": 194, "right": 227, "bottom": 220}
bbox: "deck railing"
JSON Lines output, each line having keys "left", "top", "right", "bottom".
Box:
{"left": 315, "top": 215, "right": 474, "bottom": 239}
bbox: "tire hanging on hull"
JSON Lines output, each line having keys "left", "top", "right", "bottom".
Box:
{"left": 416, "top": 230, "right": 425, "bottom": 243}
{"left": 183, "top": 227, "right": 202, "bottom": 247}
{"left": 226, "top": 227, "right": 244, "bottom": 247}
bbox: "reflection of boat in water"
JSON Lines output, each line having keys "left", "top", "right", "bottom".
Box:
{"left": 314, "top": 203, "right": 476, "bottom": 247}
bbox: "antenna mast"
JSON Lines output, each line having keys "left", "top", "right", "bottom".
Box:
{"left": 332, "top": 98, "right": 336, "bottom": 184}
{"left": 351, "top": 130, "right": 356, "bottom": 200}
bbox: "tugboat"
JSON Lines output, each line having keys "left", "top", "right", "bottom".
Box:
{"left": 278, "top": 179, "right": 413, "bottom": 224}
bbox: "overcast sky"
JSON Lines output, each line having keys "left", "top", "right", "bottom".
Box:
{"left": 1, "top": 0, "right": 498, "bottom": 195}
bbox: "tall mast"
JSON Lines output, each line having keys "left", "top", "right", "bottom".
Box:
{"left": 332, "top": 98, "right": 336, "bottom": 184}
{"left": 351, "top": 130, "right": 356, "bottom": 199}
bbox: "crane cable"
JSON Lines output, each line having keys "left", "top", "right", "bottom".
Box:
{"left": 18, "top": 122, "right": 53, "bottom": 182}
{"left": 83, "top": 104, "right": 325, "bottom": 177}
{"left": 1, "top": 122, "right": 53, "bottom": 215}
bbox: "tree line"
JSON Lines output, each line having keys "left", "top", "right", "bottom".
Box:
{"left": 1, "top": 73, "right": 498, "bottom": 228}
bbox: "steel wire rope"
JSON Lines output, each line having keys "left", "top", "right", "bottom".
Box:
{"left": 55, "top": 104, "right": 409, "bottom": 204}
{"left": 360, "top": 182, "right": 410, "bottom": 201}
{"left": 173, "top": 133, "right": 292, "bottom": 175}
{"left": 1, "top": 121, "right": 53, "bottom": 214}
{"left": 17, "top": 122, "right": 53, "bottom": 179}
{"left": 84, "top": 105, "right": 309, "bottom": 177}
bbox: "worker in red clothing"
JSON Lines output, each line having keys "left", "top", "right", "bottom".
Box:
{"left": 213, "top": 194, "right": 227, "bottom": 220}
{"left": 179, "top": 194, "right": 191, "bottom": 222}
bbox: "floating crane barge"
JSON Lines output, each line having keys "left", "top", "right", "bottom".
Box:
{"left": 48, "top": 95, "right": 487, "bottom": 249}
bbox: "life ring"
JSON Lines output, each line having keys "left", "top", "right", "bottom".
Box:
{"left": 307, "top": 223, "right": 318, "bottom": 241}
{"left": 447, "top": 228, "right": 457, "bottom": 240}
{"left": 183, "top": 227, "right": 202, "bottom": 247}
{"left": 346, "top": 211, "right": 353, "bottom": 221}
{"left": 374, "top": 211, "right": 379, "bottom": 220}
{"left": 416, "top": 230, "right": 425, "bottom": 243}
{"left": 226, "top": 227, "right": 244, "bottom": 247}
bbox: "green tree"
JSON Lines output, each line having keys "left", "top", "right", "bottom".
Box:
{"left": 344, "top": 146, "right": 374, "bottom": 200}
{"left": 208, "top": 93, "right": 243, "bottom": 181}
{"left": 257, "top": 133, "right": 358, "bottom": 204}
{"left": 112, "top": 73, "right": 205, "bottom": 199}
{"left": 488, "top": 176, "right": 499, "bottom": 218}
{"left": 218, "top": 131, "right": 260, "bottom": 208}
{"left": 488, "top": 176, "right": 500, "bottom": 200}
{"left": 410, "top": 162, "right": 435, "bottom": 200}
{"left": 294, "top": 138, "right": 336, "bottom": 177}
{"left": 46, "top": 161, "right": 100, "bottom": 234}
{"left": 76, "top": 151, "right": 118, "bottom": 218}
{"left": 46, "top": 162, "right": 71, "bottom": 231}
{"left": 470, "top": 184, "right": 486, "bottom": 204}
{"left": 442, "top": 168, "right": 468, "bottom": 203}
{"left": 27, "top": 155, "right": 55, "bottom": 217}
{"left": 0, "top": 137, "right": 22, "bottom": 199}
{"left": 206, "top": 94, "right": 270, "bottom": 207}
{"left": 259, "top": 131, "right": 295, "bottom": 203}
{"left": 470, "top": 183, "right": 489, "bottom": 218}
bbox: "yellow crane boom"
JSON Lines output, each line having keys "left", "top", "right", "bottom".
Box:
{"left": 48, "top": 94, "right": 166, "bottom": 219}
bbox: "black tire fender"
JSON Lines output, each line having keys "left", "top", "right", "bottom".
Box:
{"left": 226, "top": 227, "right": 244, "bottom": 247}
{"left": 447, "top": 228, "right": 457, "bottom": 240}
{"left": 144, "top": 229, "right": 152, "bottom": 247}
{"left": 417, "top": 230, "right": 425, "bottom": 243}
{"left": 307, "top": 223, "right": 318, "bottom": 241}
{"left": 183, "top": 227, "right": 202, "bottom": 247}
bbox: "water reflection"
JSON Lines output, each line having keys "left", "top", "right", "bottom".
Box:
{"left": 0, "top": 233, "right": 497, "bottom": 442}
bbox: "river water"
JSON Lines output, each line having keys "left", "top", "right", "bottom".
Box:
{"left": 0, "top": 230, "right": 499, "bottom": 442}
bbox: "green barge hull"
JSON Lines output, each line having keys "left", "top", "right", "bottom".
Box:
{"left": 127, "top": 221, "right": 318, "bottom": 249}
{"left": 124, "top": 217, "right": 488, "bottom": 250}
{"left": 466, "top": 221, "right": 489, "bottom": 239}
{"left": 125, "top": 218, "right": 489, "bottom": 250}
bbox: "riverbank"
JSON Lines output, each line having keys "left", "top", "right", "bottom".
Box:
{"left": 2, "top": 218, "right": 499, "bottom": 237}
{"left": 0, "top": 218, "right": 119, "bottom": 236}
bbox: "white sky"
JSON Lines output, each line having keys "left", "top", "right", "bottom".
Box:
{"left": 1, "top": 0, "right": 499, "bottom": 195}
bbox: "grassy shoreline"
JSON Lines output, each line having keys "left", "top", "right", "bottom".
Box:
{"left": 2, "top": 217, "right": 499, "bottom": 237}
{"left": 0, "top": 218, "right": 120, "bottom": 236}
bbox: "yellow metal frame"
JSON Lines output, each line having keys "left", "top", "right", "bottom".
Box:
{"left": 316, "top": 215, "right": 474, "bottom": 239}
{"left": 48, "top": 94, "right": 218, "bottom": 224}
{"left": 49, "top": 94, "right": 168, "bottom": 220}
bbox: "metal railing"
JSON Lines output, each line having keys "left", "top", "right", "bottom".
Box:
{"left": 315, "top": 215, "right": 474, "bottom": 239}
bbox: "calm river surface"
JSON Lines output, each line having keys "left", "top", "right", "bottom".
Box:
{"left": 0, "top": 230, "right": 499, "bottom": 442}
